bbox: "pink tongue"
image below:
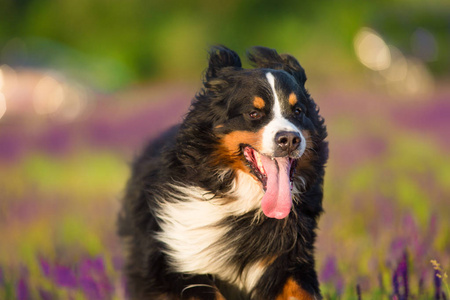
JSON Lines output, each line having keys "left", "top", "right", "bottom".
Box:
{"left": 260, "top": 155, "right": 293, "bottom": 219}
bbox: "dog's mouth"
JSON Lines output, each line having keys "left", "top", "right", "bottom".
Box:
{"left": 243, "top": 146, "right": 298, "bottom": 219}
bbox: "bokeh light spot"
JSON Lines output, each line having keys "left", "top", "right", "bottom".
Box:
{"left": 381, "top": 46, "right": 408, "bottom": 82}
{"left": 51, "top": 84, "right": 88, "bottom": 122}
{"left": 33, "top": 75, "right": 65, "bottom": 115}
{"left": 354, "top": 27, "right": 391, "bottom": 71}
{"left": 403, "top": 59, "right": 434, "bottom": 98}
{"left": 0, "top": 92, "right": 6, "bottom": 120}
{"left": 0, "top": 68, "right": 4, "bottom": 90}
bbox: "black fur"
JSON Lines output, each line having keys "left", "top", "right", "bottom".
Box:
{"left": 118, "top": 46, "right": 328, "bottom": 300}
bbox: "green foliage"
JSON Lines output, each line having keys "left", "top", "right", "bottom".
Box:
{"left": 1, "top": 0, "right": 448, "bottom": 89}
{"left": 23, "top": 151, "right": 128, "bottom": 198}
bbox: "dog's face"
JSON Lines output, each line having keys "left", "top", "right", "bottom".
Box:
{"left": 193, "top": 46, "right": 326, "bottom": 219}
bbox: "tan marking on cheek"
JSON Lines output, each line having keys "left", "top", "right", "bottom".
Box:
{"left": 214, "top": 130, "right": 264, "bottom": 172}
{"left": 253, "top": 96, "right": 266, "bottom": 109}
{"left": 222, "top": 130, "right": 263, "bottom": 153}
{"left": 276, "top": 278, "right": 316, "bottom": 300}
{"left": 289, "top": 93, "right": 298, "bottom": 106}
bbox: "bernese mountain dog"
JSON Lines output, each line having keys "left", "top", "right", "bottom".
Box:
{"left": 118, "top": 45, "right": 328, "bottom": 300}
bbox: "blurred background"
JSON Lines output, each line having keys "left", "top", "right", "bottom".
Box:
{"left": 0, "top": 0, "right": 449, "bottom": 299}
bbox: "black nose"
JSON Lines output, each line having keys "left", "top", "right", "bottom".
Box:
{"left": 275, "top": 131, "right": 301, "bottom": 153}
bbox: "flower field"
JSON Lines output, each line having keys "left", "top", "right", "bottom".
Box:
{"left": 0, "top": 82, "right": 449, "bottom": 299}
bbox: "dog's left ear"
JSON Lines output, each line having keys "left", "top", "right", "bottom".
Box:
{"left": 247, "top": 46, "right": 307, "bottom": 86}
{"left": 206, "top": 45, "right": 242, "bottom": 80}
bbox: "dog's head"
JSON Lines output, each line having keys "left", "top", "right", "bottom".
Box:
{"left": 184, "top": 46, "right": 327, "bottom": 219}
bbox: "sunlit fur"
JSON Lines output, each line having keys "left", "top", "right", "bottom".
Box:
{"left": 118, "top": 46, "right": 328, "bottom": 300}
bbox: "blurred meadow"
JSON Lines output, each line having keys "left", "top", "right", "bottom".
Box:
{"left": 1, "top": 0, "right": 450, "bottom": 299}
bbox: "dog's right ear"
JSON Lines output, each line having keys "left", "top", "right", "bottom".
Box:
{"left": 206, "top": 45, "right": 242, "bottom": 80}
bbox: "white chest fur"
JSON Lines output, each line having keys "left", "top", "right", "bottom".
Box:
{"left": 155, "top": 171, "right": 266, "bottom": 291}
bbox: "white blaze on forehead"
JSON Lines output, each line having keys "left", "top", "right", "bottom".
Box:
{"left": 266, "top": 72, "right": 283, "bottom": 118}
{"left": 262, "top": 72, "right": 305, "bottom": 156}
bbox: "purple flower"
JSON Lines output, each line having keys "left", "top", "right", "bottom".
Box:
{"left": 356, "top": 284, "right": 362, "bottom": 300}
{"left": 16, "top": 277, "right": 30, "bottom": 300}
{"left": 39, "top": 288, "right": 54, "bottom": 300}
{"left": 392, "top": 252, "right": 409, "bottom": 300}
{"left": 434, "top": 269, "right": 442, "bottom": 300}
{"left": 38, "top": 126, "right": 71, "bottom": 156}
{"left": 400, "top": 252, "right": 409, "bottom": 299}
{"left": 390, "top": 238, "right": 406, "bottom": 265}
{"left": 80, "top": 257, "right": 106, "bottom": 275}
{"left": 53, "top": 264, "right": 77, "bottom": 289}
{"left": 0, "top": 132, "right": 24, "bottom": 162}
{"left": 79, "top": 257, "right": 114, "bottom": 300}
{"left": 392, "top": 268, "right": 400, "bottom": 297}
{"left": 403, "top": 214, "right": 420, "bottom": 251}
{"left": 320, "top": 256, "right": 338, "bottom": 282}
{"left": 80, "top": 276, "right": 102, "bottom": 300}
{"left": 39, "top": 257, "right": 52, "bottom": 278}
{"left": 320, "top": 256, "right": 344, "bottom": 295}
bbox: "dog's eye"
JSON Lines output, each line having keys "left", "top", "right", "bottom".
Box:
{"left": 249, "top": 111, "right": 263, "bottom": 120}
{"left": 294, "top": 107, "right": 302, "bottom": 115}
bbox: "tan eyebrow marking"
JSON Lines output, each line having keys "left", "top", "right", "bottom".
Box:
{"left": 288, "top": 93, "right": 298, "bottom": 106}
{"left": 253, "top": 96, "right": 266, "bottom": 109}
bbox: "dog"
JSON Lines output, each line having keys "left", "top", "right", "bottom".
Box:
{"left": 118, "top": 46, "right": 328, "bottom": 300}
